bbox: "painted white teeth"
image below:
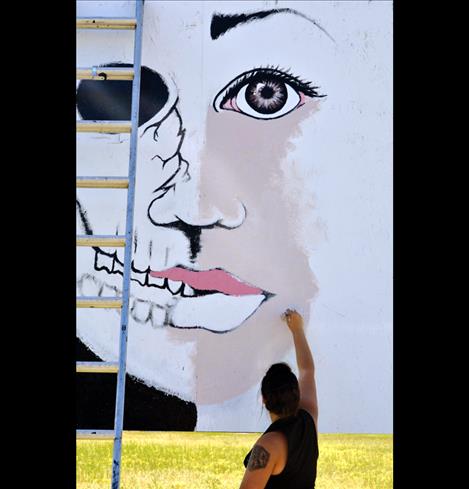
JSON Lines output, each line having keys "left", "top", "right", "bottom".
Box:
{"left": 131, "top": 269, "right": 147, "bottom": 286}
{"left": 183, "top": 284, "right": 195, "bottom": 296}
{"left": 130, "top": 299, "right": 152, "bottom": 323}
{"left": 79, "top": 275, "right": 103, "bottom": 296}
{"left": 101, "top": 283, "right": 120, "bottom": 297}
{"left": 96, "top": 252, "right": 114, "bottom": 271}
{"left": 112, "top": 256, "right": 123, "bottom": 273}
{"left": 96, "top": 254, "right": 194, "bottom": 299}
{"left": 167, "top": 279, "right": 183, "bottom": 294}
{"left": 150, "top": 304, "right": 166, "bottom": 329}
{"left": 148, "top": 275, "right": 165, "bottom": 287}
{"left": 115, "top": 247, "right": 125, "bottom": 261}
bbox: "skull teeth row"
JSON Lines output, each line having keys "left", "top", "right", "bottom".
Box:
{"left": 95, "top": 251, "right": 196, "bottom": 297}
{"left": 77, "top": 273, "right": 167, "bottom": 329}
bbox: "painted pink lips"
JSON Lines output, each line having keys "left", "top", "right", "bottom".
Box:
{"left": 149, "top": 267, "right": 265, "bottom": 296}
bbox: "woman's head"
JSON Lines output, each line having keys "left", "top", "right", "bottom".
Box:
{"left": 261, "top": 363, "right": 300, "bottom": 417}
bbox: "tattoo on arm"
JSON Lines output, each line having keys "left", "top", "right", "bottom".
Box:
{"left": 247, "top": 444, "right": 270, "bottom": 471}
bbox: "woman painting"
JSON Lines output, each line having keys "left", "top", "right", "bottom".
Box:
{"left": 240, "top": 309, "right": 319, "bottom": 489}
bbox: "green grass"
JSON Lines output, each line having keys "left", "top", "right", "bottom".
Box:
{"left": 77, "top": 432, "right": 392, "bottom": 489}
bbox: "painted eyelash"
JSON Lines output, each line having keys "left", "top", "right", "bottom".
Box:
{"left": 219, "top": 65, "right": 325, "bottom": 107}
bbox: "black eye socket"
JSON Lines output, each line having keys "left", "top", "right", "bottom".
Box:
{"left": 76, "top": 63, "right": 169, "bottom": 127}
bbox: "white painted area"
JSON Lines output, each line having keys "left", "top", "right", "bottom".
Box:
{"left": 76, "top": 1, "right": 392, "bottom": 433}
{"left": 77, "top": 1, "right": 135, "bottom": 18}
{"left": 196, "top": 381, "right": 272, "bottom": 433}
{"left": 172, "top": 293, "right": 266, "bottom": 332}
{"left": 76, "top": 266, "right": 198, "bottom": 401}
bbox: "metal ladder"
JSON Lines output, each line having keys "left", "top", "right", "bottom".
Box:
{"left": 76, "top": 2, "right": 144, "bottom": 488}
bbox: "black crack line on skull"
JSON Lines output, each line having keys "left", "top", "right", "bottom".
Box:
{"left": 151, "top": 169, "right": 179, "bottom": 195}
{"left": 151, "top": 107, "right": 187, "bottom": 170}
{"left": 143, "top": 97, "right": 187, "bottom": 168}
{"left": 150, "top": 154, "right": 186, "bottom": 198}
{"left": 145, "top": 101, "right": 192, "bottom": 200}
{"left": 146, "top": 100, "right": 197, "bottom": 239}
{"left": 142, "top": 96, "right": 181, "bottom": 138}
{"left": 146, "top": 149, "right": 246, "bottom": 255}
{"left": 180, "top": 156, "right": 190, "bottom": 181}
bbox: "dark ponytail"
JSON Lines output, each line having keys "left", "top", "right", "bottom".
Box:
{"left": 261, "top": 363, "right": 300, "bottom": 417}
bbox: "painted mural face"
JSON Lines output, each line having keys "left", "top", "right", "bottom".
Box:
{"left": 77, "top": 1, "right": 334, "bottom": 408}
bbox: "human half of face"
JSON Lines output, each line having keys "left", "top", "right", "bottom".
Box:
{"left": 76, "top": 1, "right": 334, "bottom": 405}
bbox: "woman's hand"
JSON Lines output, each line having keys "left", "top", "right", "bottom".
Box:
{"left": 282, "top": 308, "right": 304, "bottom": 334}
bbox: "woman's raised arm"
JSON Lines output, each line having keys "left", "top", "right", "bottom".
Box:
{"left": 282, "top": 309, "right": 318, "bottom": 428}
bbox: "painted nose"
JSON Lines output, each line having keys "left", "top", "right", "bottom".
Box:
{"left": 148, "top": 172, "right": 247, "bottom": 230}
{"left": 139, "top": 91, "right": 247, "bottom": 231}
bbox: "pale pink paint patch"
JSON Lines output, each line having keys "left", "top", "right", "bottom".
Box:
{"left": 149, "top": 267, "right": 263, "bottom": 296}
{"left": 221, "top": 98, "right": 239, "bottom": 112}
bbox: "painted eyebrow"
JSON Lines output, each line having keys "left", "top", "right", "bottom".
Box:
{"left": 210, "top": 8, "right": 335, "bottom": 42}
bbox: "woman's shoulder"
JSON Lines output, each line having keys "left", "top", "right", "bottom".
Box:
{"left": 257, "top": 431, "right": 288, "bottom": 475}
{"left": 243, "top": 431, "right": 286, "bottom": 469}
{"left": 260, "top": 430, "right": 287, "bottom": 444}
{"left": 257, "top": 431, "right": 287, "bottom": 457}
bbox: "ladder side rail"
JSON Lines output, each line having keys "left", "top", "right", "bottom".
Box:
{"left": 110, "top": 2, "right": 144, "bottom": 488}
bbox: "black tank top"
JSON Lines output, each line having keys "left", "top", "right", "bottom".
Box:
{"left": 243, "top": 409, "right": 319, "bottom": 489}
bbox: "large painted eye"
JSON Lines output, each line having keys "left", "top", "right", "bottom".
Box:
{"left": 213, "top": 68, "right": 325, "bottom": 121}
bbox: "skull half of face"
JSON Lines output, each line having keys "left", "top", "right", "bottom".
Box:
{"left": 76, "top": 64, "right": 271, "bottom": 334}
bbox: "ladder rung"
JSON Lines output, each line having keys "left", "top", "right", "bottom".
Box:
{"left": 77, "top": 121, "right": 131, "bottom": 133}
{"left": 77, "top": 430, "right": 115, "bottom": 440}
{"left": 77, "top": 361, "right": 119, "bottom": 373}
{"left": 76, "top": 177, "right": 129, "bottom": 189}
{"left": 76, "top": 17, "right": 136, "bottom": 30}
{"left": 76, "top": 235, "right": 126, "bottom": 247}
{"left": 77, "top": 67, "right": 134, "bottom": 80}
{"left": 77, "top": 297, "right": 123, "bottom": 309}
